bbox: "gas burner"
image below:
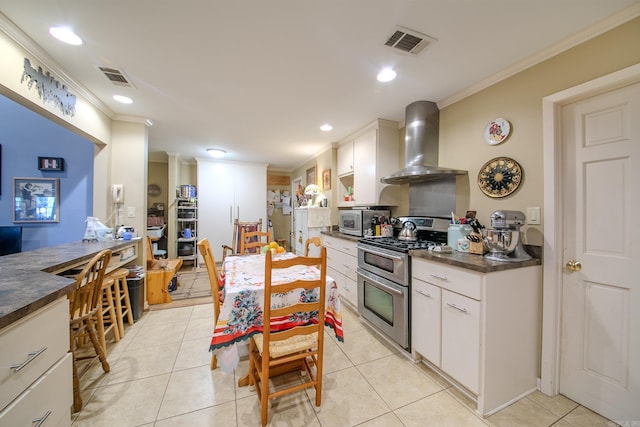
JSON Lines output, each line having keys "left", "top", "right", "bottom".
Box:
{"left": 359, "top": 237, "right": 445, "bottom": 252}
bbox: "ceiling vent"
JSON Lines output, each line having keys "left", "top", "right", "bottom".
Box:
{"left": 384, "top": 26, "right": 436, "bottom": 55}
{"left": 98, "top": 66, "right": 134, "bottom": 88}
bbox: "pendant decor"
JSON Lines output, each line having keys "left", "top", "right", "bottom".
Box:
{"left": 477, "top": 156, "right": 523, "bottom": 198}
{"left": 21, "top": 58, "right": 77, "bottom": 117}
{"left": 484, "top": 118, "right": 511, "bottom": 145}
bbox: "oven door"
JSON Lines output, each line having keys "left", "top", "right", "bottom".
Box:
{"left": 357, "top": 244, "right": 407, "bottom": 284}
{"left": 357, "top": 268, "right": 409, "bottom": 350}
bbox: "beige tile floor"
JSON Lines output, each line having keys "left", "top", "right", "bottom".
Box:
{"left": 71, "top": 303, "right": 619, "bottom": 427}
{"left": 169, "top": 268, "right": 212, "bottom": 301}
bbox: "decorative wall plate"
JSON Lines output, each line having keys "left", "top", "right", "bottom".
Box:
{"left": 484, "top": 118, "right": 511, "bottom": 145}
{"left": 477, "top": 156, "right": 523, "bottom": 198}
{"left": 147, "top": 183, "right": 162, "bottom": 196}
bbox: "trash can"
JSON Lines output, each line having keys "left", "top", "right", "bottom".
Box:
{"left": 126, "top": 274, "right": 145, "bottom": 322}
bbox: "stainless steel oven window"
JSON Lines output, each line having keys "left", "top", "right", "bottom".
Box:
{"left": 363, "top": 283, "right": 394, "bottom": 325}
{"left": 363, "top": 251, "right": 395, "bottom": 275}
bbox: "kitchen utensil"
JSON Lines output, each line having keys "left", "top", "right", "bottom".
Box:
{"left": 181, "top": 228, "right": 192, "bottom": 239}
{"left": 398, "top": 220, "right": 417, "bottom": 241}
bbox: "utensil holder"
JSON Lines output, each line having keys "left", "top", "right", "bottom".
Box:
{"left": 468, "top": 232, "right": 485, "bottom": 255}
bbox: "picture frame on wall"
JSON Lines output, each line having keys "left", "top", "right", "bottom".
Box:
{"left": 322, "top": 169, "right": 331, "bottom": 190}
{"left": 13, "top": 177, "right": 60, "bottom": 223}
{"left": 38, "top": 156, "right": 64, "bottom": 171}
{"left": 306, "top": 166, "right": 316, "bottom": 186}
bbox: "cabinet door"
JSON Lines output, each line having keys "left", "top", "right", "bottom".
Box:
{"left": 294, "top": 209, "right": 307, "bottom": 255}
{"left": 353, "top": 128, "right": 377, "bottom": 205}
{"left": 337, "top": 141, "right": 354, "bottom": 176}
{"left": 198, "top": 161, "right": 235, "bottom": 260}
{"left": 412, "top": 278, "right": 441, "bottom": 366}
{"left": 234, "top": 163, "right": 267, "bottom": 223}
{"left": 441, "top": 289, "right": 480, "bottom": 394}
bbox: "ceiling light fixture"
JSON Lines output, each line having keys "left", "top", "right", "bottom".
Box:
{"left": 377, "top": 67, "right": 397, "bottom": 82}
{"left": 207, "top": 148, "right": 226, "bottom": 158}
{"left": 320, "top": 124, "right": 333, "bottom": 132}
{"left": 113, "top": 95, "right": 133, "bottom": 104}
{"left": 49, "top": 26, "right": 83, "bottom": 45}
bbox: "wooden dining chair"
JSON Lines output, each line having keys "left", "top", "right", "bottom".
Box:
{"left": 196, "top": 238, "right": 221, "bottom": 370}
{"left": 248, "top": 247, "right": 327, "bottom": 426}
{"left": 68, "top": 249, "right": 112, "bottom": 412}
{"left": 304, "top": 236, "right": 323, "bottom": 256}
{"left": 239, "top": 227, "right": 273, "bottom": 255}
{"left": 222, "top": 218, "right": 262, "bottom": 260}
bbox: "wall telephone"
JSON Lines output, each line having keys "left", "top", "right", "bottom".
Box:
{"left": 112, "top": 184, "right": 124, "bottom": 204}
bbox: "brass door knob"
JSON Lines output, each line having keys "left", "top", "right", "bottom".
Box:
{"left": 566, "top": 259, "right": 582, "bottom": 272}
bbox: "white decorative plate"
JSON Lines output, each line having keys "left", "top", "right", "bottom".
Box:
{"left": 484, "top": 118, "right": 511, "bottom": 145}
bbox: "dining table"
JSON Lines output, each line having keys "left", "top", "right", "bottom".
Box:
{"left": 209, "top": 252, "right": 344, "bottom": 384}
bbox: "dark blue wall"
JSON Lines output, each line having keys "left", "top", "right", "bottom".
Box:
{"left": 0, "top": 95, "right": 94, "bottom": 251}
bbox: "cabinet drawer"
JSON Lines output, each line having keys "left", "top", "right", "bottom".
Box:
{"left": 0, "top": 298, "right": 69, "bottom": 410}
{"left": 0, "top": 354, "right": 72, "bottom": 427}
{"left": 323, "top": 236, "right": 357, "bottom": 257}
{"left": 412, "top": 258, "right": 482, "bottom": 300}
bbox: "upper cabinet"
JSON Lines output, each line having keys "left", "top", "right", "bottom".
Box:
{"left": 337, "top": 119, "right": 399, "bottom": 207}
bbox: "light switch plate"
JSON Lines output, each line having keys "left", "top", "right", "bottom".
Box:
{"left": 127, "top": 207, "right": 136, "bottom": 218}
{"left": 527, "top": 207, "right": 540, "bottom": 225}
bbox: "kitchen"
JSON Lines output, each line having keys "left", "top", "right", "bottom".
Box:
{"left": 0, "top": 2, "right": 639, "bottom": 425}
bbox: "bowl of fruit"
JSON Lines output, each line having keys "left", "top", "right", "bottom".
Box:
{"left": 261, "top": 241, "right": 286, "bottom": 255}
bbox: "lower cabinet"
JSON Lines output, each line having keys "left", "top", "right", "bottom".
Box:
{"left": 323, "top": 235, "right": 358, "bottom": 308}
{"left": 411, "top": 257, "right": 541, "bottom": 416}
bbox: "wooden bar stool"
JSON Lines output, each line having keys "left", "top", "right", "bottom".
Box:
{"left": 100, "top": 277, "right": 120, "bottom": 351}
{"left": 106, "top": 268, "right": 134, "bottom": 338}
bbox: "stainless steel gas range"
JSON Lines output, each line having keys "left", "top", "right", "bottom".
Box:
{"left": 356, "top": 216, "right": 449, "bottom": 351}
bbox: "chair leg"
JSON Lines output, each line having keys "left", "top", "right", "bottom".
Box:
{"left": 70, "top": 331, "right": 83, "bottom": 412}
{"left": 210, "top": 353, "right": 218, "bottom": 370}
{"left": 111, "top": 277, "right": 126, "bottom": 338}
{"left": 260, "top": 357, "right": 269, "bottom": 427}
{"left": 86, "top": 318, "right": 110, "bottom": 373}
{"left": 119, "top": 275, "right": 134, "bottom": 326}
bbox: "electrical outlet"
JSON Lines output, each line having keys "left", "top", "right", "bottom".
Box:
{"left": 527, "top": 207, "right": 541, "bottom": 225}
{"left": 127, "top": 207, "right": 136, "bottom": 218}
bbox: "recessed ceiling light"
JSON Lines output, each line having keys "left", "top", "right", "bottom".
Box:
{"left": 207, "top": 148, "right": 226, "bottom": 158}
{"left": 113, "top": 95, "right": 133, "bottom": 104}
{"left": 320, "top": 124, "right": 333, "bottom": 132}
{"left": 377, "top": 67, "right": 397, "bottom": 82}
{"left": 49, "top": 26, "right": 83, "bottom": 45}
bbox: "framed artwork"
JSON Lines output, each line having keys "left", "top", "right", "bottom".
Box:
{"left": 322, "top": 169, "right": 331, "bottom": 190}
{"left": 38, "top": 156, "right": 64, "bottom": 171}
{"left": 13, "top": 177, "right": 60, "bottom": 223}
{"left": 306, "top": 166, "right": 316, "bottom": 186}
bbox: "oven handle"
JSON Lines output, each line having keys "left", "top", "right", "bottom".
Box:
{"left": 358, "top": 269, "right": 404, "bottom": 296}
{"left": 358, "top": 246, "right": 405, "bottom": 262}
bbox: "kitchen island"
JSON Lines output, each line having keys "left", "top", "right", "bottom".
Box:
{"left": 0, "top": 238, "right": 141, "bottom": 426}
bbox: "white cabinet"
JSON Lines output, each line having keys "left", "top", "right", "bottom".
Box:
{"left": 293, "top": 208, "right": 330, "bottom": 256}
{"left": 197, "top": 160, "right": 267, "bottom": 261}
{"left": 337, "top": 119, "right": 399, "bottom": 207}
{"left": 411, "top": 258, "right": 541, "bottom": 416}
{"left": 0, "top": 298, "right": 72, "bottom": 426}
{"left": 323, "top": 234, "right": 358, "bottom": 308}
{"left": 337, "top": 141, "right": 353, "bottom": 176}
{"left": 412, "top": 279, "right": 441, "bottom": 367}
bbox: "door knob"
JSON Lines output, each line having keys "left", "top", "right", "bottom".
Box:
{"left": 566, "top": 259, "right": 582, "bottom": 272}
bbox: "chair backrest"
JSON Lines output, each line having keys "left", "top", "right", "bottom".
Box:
{"left": 262, "top": 247, "right": 327, "bottom": 347}
{"left": 240, "top": 228, "right": 272, "bottom": 255}
{"left": 197, "top": 238, "right": 221, "bottom": 318}
{"left": 304, "top": 236, "right": 323, "bottom": 256}
{"left": 68, "top": 249, "right": 112, "bottom": 320}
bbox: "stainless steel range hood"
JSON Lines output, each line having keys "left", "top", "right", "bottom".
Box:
{"left": 381, "top": 100, "right": 467, "bottom": 184}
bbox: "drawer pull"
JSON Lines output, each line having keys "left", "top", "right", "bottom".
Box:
{"left": 446, "top": 303, "right": 468, "bottom": 313}
{"left": 429, "top": 273, "right": 448, "bottom": 281}
{"left": 33, "top": 410, "right": 52, "bottom": 427}
{"left": 10, "top": 347, "right": 47, "bottom": 372}
{"left": 415, "top": 289, "right": 432, "bottom": 298}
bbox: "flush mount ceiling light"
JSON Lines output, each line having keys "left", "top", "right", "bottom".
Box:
{"left": 113, "top": 95, "right": 133, "bottom": 104}
{"left": 49, "top": 26, "right": 83, "bottom": 45}
{"left": 377, "top": 67, "right": 397, "bottom": 82}
{"left": 207, "top": 148, "right": 226, "bottom": 158}
{"left": 320, "top": 124, "right": 333, "bottom": 132}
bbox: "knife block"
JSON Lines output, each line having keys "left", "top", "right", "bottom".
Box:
{"left": 468, "top": 232, "right": 486, "bottom": 255}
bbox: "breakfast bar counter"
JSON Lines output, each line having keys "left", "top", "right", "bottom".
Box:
{"left": 0, "top": 238, "right": 142, "bottom": 330}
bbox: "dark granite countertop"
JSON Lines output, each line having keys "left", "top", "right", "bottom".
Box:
{"left": 320, "top": 229, "right": 541, "bottom": 273}
{"left": 0, "top": 238, "right": 142, "bottom": 330}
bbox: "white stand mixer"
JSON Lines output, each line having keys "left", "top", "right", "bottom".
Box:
{"left": 482, "top": 210, "right": 532, "bottom": 262}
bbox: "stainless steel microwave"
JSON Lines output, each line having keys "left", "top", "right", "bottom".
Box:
{"left": 339, "top": 209, "right": 390, "bottom": 237}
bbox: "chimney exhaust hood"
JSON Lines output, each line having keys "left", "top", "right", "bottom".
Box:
{"left": 381, "top": 100, "right": 467, "bottom": 184}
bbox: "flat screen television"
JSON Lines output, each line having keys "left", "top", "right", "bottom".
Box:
{"left": 0, "top": 226, "right": 23, "bottom": 256}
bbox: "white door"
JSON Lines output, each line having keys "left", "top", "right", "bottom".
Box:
{"left": 560, "top": 82, "right": 640, "bottom": 422}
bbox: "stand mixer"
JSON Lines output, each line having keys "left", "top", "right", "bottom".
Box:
{"left": 482, "top": 210, "right": 532, "bottom": 262}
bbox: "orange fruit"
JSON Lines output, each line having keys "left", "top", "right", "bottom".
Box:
{"left": 277, "top": 247, "right": 285, "bottom": 253}
{"left": 269, "top": 241, "right": 278, "bottom": 249}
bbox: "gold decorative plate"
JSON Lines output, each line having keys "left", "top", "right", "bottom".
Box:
{"left": 477, "top": 156, "right": 523, "bottom": 198}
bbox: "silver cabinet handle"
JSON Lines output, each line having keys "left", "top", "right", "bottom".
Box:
{"left": 229, "top": 205, "right": 232, "bottom": 223}
{"left": 415, "top": 289, "right": 432, "bottom": 298}
{"left": 33, "top": 410, "right": 52, "bottom": 427}
{"left": 429, "top": 273, "right": 448, "bottom": 281}
{"left": 10, "top": 347, "right": 47, "bottom": 372}
{"left": 446, "top": 303, "right": 467, "bottom": 313}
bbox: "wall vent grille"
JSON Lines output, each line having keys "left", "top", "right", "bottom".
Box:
{"left": 98, "top": 66, "right": 134, "bottom": 87}
{"left": 384, "top": 26, "right": 436, "bottom": 55}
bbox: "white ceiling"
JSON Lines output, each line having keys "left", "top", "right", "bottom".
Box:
{"left": 1, "top": 1, "right": 638, "bottom": 170}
